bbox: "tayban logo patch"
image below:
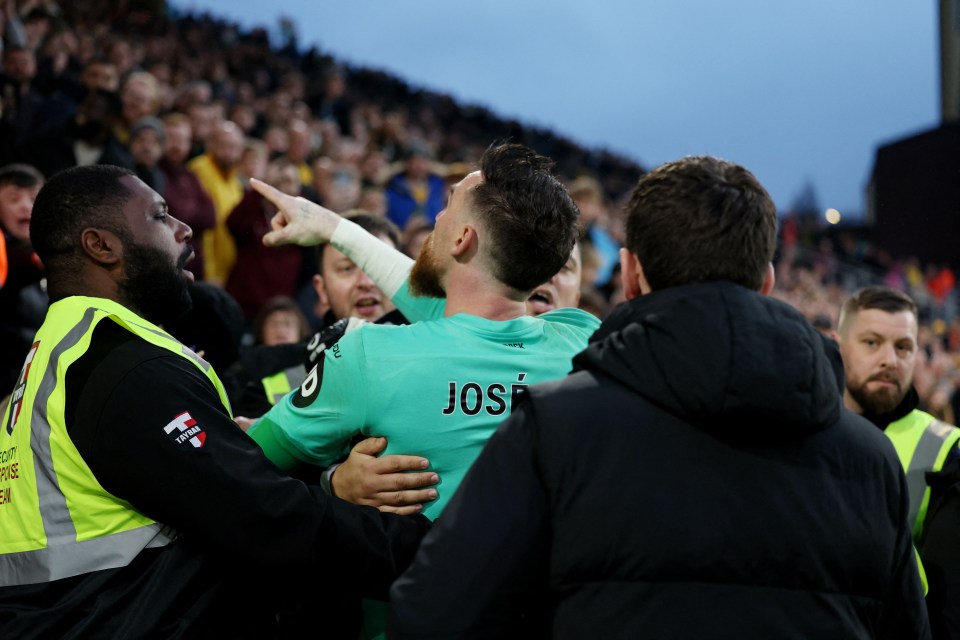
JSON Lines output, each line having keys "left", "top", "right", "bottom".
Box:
{"left": 163, "top": 411, "right": 206, "bottom": 448}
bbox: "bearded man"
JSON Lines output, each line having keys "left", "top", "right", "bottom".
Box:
{"left": 837, "top": 285, "right": 960, "bottom": 638}
{"left": 0, "top": 165, "right": 427, "bottom": 637}
{"left": 247, "top": 142, "right": 600, "bottom": 638}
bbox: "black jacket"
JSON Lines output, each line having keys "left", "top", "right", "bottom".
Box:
{"left": 390, "top": 282, "right": 929, "bottom": 639}
{"left": 850, "top": 382, "right": 960, "bottom": 640}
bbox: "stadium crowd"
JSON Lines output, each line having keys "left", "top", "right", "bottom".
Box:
{"left": 2, "top": 0, "right": 957, "bottom": 418}
{"left": 1, "top": 1, "right": 959, "bottom": 638}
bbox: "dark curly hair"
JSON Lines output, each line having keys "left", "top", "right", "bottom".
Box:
{"left": 469, "top": 143, "right": 580, "bottom": 293}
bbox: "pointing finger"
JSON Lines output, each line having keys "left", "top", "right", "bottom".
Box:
{"left": 250, "top": 178, "right": 287, "bottom": 208}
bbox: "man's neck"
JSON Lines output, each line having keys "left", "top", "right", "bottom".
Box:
{"left": 209, "top": 156, "right": 232, "bottom": 180}
{"left": 442, "top": 270, "right": 528, "bottom": 321}
{"left": 50, "top": 270, "right": 123, "bottom": 308}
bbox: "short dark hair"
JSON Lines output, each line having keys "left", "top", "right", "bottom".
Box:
{"left": 838, "top": 286, "right": 918, "bottom": 334}
{"left": 624, "top": 156, "right": 776, "bottom": 291}
{"left": 30, "top": 165, "right": 136, "bottom": 273}
{"left": 470, "top": 143, "right": 579, "bottom": 293}
{"left": 316, "top": 212, "right": 401, "bottom": 273}
{"left": 0, "top": 163, "right": 44, "bottom": 190}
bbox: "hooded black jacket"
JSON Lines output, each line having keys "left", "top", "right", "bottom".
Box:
{"left": 390, "top": 282, "right": 930, "bottom": 639}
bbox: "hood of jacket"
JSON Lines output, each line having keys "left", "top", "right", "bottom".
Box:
{"left": 575, "top": 281, "right": 845, "bottom": 437}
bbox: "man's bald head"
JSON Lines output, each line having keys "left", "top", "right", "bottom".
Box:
{"left": 208, "top": 121, "right": 244, "bottom": 171}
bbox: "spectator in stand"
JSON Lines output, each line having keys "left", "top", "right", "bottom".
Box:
{"left": 384, "top": 140, "right": 447, "bottom": 230}
{"left": 0, "top": 43, "right": 43, "bottom": 146}
{"left": 228, "top": 102, "right": 258, "bottom": 136}
{"left": 286, "top": 118, "right": 314, "bottom": 187}
{"left": 358, "top": 147, "right": 388, "bottom": 188}
{"left": 82, "top": 56, "right": 119, "bottom": 91}
{"left": 20, "top": 6, "right": 54, "bottom": 51}
{"left": 186, "top": 100, "right": 219, "bottom": 158}
{"left": 116, "top": 71, "right": 161, "bottom": 146}
{"left": 253, "top": 295, "right": 311, "bottom": 347}
{"left": 188, "top": 120, "right": 245, "bottom": 285}
{"left": 927, "top": 264, "right": 956, "bottom": 324}
{"left": 35, "top": 56, "right": 121, "bottom": 127}
{"left": 158, "top": 112, "right": 216, "bottom": 282}
{"left": 262, "top": 123, "right": 288, "bottom": 158}
{"left": 568, "top": 174, "right": 621, "bottom": 289}
{"left": 311, "top": 156, "right": 359, "bottom": 211}
{"left": 0, "top": 163, "right": 44, "bottom": 394}
{"left": 23, "top": 87, "right": 132, "bottom": 178}
{"left": 226, "top": 158, "right": 307, "bottom": 321}
{"left": 311, "top": 212, "right": 403, "bottom": 329}
{"left": 313, "top": 66, "right": 352, "bottom": 136}
{"left": 357, "top": 186, "right": 387, "bottom": 218}
{"left": 105, "top": 35, "right": 137, "bottom": 78}
{"left": 0, "top": 0, "right": 28, "bottom": 53}
{"left": 237, "top": 138, "right": 268, "bottom": 188}
{"left": 128, "top": 116, "right": 165, "bottom": 194}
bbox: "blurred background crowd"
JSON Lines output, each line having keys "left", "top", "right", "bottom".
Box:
{"left": 1, "top": 0, "right": 958, "bottom": 422}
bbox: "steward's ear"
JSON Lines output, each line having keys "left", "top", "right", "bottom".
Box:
{"left": 80, "top": 228, "right": 123, "bottom": 267}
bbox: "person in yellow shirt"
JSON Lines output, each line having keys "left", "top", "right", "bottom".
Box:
{"left": 188, "top": 121, "right": 244, "bottom": 285}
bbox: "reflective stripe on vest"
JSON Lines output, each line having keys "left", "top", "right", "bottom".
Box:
{"left": 262, "top": 366, "right": 307, "bottom": 405}
{"left": 0, "top": 297, "right": 230, "bottom": 586}
{"left": 885, "top": 409, "right": 960, "bottom": 541}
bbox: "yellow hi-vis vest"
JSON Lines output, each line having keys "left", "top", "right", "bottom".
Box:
{"left": 885, "top": 409, "right": 960, "bottom": 542}
{"left": 262, "top": 366, "right": 307, "bottom": 406}
{"left": 0, "top": 296, "right": 231, "bottom": 587}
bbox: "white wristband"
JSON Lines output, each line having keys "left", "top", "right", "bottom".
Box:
{"left": 330, "top": 219, "right": 413, "bottom": 298}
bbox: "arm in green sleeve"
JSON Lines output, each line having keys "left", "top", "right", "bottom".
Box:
{"left": 248, "top": 330, "right": 370, "bottom": 469}
{"left": 247, "top": 416, "right": 303, "bottom": 472}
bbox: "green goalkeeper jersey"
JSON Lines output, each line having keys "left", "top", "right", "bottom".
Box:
{"left": 250, "top": 292, "right": 598, "bottom": 518}
{"left": 247, "top": 219, "right": 600, "bottom": 640}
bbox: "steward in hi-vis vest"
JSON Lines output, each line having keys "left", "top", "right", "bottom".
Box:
{"left": 837, "top": 285, "right": 958, "bottom": 637}
{"left": 0, "top": 296, "right": 224, "bottom": 586}
{"left": 884, "top": 408, "right": 960, "bottom": 540}
{"left": 0, "top": 165, "right": 427, "bottom": 639}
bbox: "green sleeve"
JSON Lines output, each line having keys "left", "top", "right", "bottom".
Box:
{"left": 246, "top": 417, "right": 302, "bottom": 471}
{"left": 248, "top": 330, "right": 370, "bottom": 469}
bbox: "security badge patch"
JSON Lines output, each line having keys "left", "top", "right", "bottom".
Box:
{"left": 6, "top": 341, "right": 39, "bottom": 436}
{"left": 163, "top": 411, "right": 206, "bottom": 448}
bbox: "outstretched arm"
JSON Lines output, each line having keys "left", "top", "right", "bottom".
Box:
{"left": 252, "top": 177, "right": 446, "bottom": 321}
{"left": 248, "top": 328, "right": 369, "bottom": 471}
